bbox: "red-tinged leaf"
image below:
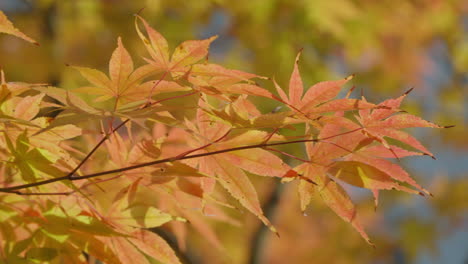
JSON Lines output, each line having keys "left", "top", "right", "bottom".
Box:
{"left": 187, "top": 64, "right": 272, "bottom": 100}
{"left": 302, "top": 98, "right": 376, "bottom": 115}
{"left": 300, "top": 75, "right": 353, "bottom": 110}
{"left": 212, "top": 156, "right": 277, "bottom": 234}
{"left": 274, "top": 56, "right": 354, "bottom": 116}
{"left": 273, "top": 78, "right": 289, "bottom": 103}
{"left": 14, "top": 93, "right": 44, "bottom": 120}
{"left": 289, "top": 52, "right": 304, "bottom": 106}
{"left": 357, "top": 91, "right": 448, "bottom": 159}
{"left": 190, "top": 63, "right": 265, "bottom": 85}
{"left": 105, "top": 132, "right": 128, "bottom": 168}
{"left": 0, "top": 11, "right": 38, "bottom": 45}
{"left": 176, "top": 178, "right": 204, "bottom": 198}
{"left": 233, "top": 95, "right": 262, "bottom": 117}
{"left": 170, "top": 36, "right": 218, "bottom": 71}
{"left": 370, "top": 89, "right": 411, "bottom": 120}
{"left": 293, "top": 162, "right": 372, "bottom": 244}
{"left": 368, "top": 128, "right": 435, "bottom": 157}
{"left": 135, "top": 15, "right": 170, "bottom": 71}
{"left": 128, "top": 139, "right": 161, "bottom": 164}
{"left": 200, "top": 168, "right": 217, "bottom": 195}
{"left": 252, "top": 111, "right": 300, "bottom": 128}
{"left": 127, "top": 178, "right": 143, "bottom": 205}
{"left": 378, "top": 114, "right": 445, "bottom": 129}
{"left": 314, "top": 172, "right": 372, "bottom": 245}
{"left": 205, "top": 95, "right": 263, "bottom": 127}
{"left": 110, "top": 236, "right": 150, "bottom": 264}
{"left": 329, "top": 161, "right": 420, "bottom": 195}
{"left": 305, "top": 123, "right": 365, "bottom": 164}
{"left": 222, "top": 148, "right": 289, "bottom": 177}
{"left": 190, "top": 104, "right": 280, "bottom": 232}
{"left": 196, "top": 104, "right": 231, "bottom": 141}
{"left": 358, "top": 145, "right": 423, "bottom": 159}
{"left": 348, "top": 154, "right": 431, "bottom": 196}
{"left": 128, "top": 229, "right": 182, "bottom": 264}
{"left": 110, "top": 37, "right": 134, "bottom": 91}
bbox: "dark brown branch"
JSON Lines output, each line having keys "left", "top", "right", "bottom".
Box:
{"left": 0, "top": 128, "right": 363, "bottom": 193}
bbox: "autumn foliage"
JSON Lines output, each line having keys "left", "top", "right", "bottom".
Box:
{"left": 0, "top": 11, "right": 450, "bottom": 263}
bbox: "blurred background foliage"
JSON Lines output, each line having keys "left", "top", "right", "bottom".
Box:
{"left": 0, "top": 0, "right": 467, "bottom": 263}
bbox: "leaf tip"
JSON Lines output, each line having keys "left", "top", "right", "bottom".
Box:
{"left": 295, "top": 49, "right": 303, "bottom": 63}
{"left": 135, "top": 7, "right": 146, "bottom": 16}
{"left": 274, "top": 230, "right": 281, "bottom": 238}
{"left": 345, "top": 85, "right": 356, "bottom": 98}
{"left": 422, "top": 152, "right": 436, "bottom": 160}
{"left": 404, "top": 87, "right": 414, "bottom": 96}
{"left": 345, "top": 74, "right": 355, "bottom": 81}
{"left": 209, "top": 35, "right": 219, "bottom": 42}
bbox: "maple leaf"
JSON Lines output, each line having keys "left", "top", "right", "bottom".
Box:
{"left": 187, "top": 63, "right": 277, "bottom": 101}
{"left": 135, "top": 15, "right": 217, "bottom": 79}
{"left": 204, "top": 95, "right": 300, "bottom": 132}
{"left": 355, "top": 90, "right": 449, "bottom": 158}
{"left": 332, "top": 141, "right": 433, "bottom": 209}
{"left": 294, "top": 162, "right": 373, "bottom": 244}
{"left": 274, "top": 52, "right": 376, "bottom": 118}
{"left": 73, "top": 37, "right": 188, "bottom": 106}
{"left": 286, "top": 89, "right": 447, "bottom": 243}
{"left": 179, "top": 101, "right": 290, "bottom": 234}
{"left": 289, "top": 120, "right": 374, "bottom": 245}
{"left": 0, "top": 11, "right": 38, "bottom": 45}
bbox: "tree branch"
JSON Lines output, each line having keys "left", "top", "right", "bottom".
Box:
{"left": 0, "top": 128, "right": 363, "bottom": 193}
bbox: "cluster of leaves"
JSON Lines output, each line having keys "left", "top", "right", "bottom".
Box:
{"left": 0, "top": 11, "right": 448, "bottom": 263}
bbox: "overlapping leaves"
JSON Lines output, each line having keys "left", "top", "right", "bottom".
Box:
{"left": 0, "top": 12, "right": 449, "bottom": 264}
